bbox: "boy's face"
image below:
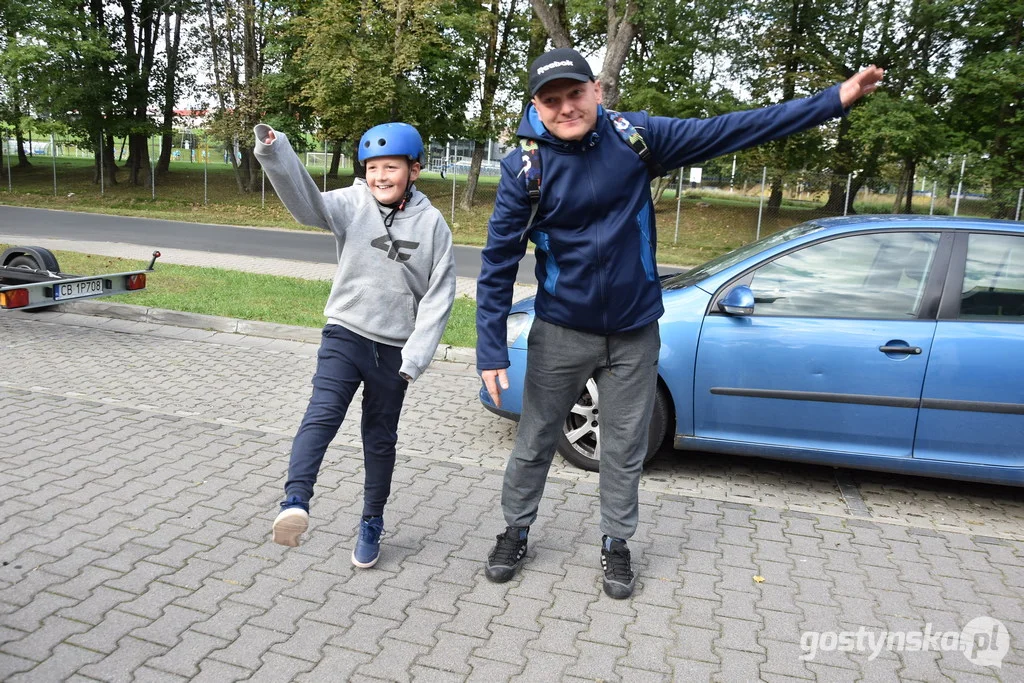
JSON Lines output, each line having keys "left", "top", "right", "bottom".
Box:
{"left": 365, "top": 155, "right": 420, "bottom": 205}
{"left": 532, "top": 78, "right": 603, "bottom": 142}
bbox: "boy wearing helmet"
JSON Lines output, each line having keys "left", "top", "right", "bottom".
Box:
{"left": 253, "top": 122, "right": 456, "bottom": 567}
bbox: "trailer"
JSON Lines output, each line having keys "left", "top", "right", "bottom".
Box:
{"left": 0, "top": 246, "right": 160, "bottom": 311}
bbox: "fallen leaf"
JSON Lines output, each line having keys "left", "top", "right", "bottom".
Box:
{"left": 753, "top": 575, "right": 765, "bottom": 583}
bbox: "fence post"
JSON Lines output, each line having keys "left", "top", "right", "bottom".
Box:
{"left": 450, "top": 157, "right": 456, "bottom": 227}
{"left": 843, "top": 173, "right": 852, "bottom": 216}
{"left": 203, "top": 136, "right": 208, "bottom": 205}
{"left": 261, "top": 167, "right": 266, "bottom": 208}
{"left": 930, "top": 180, "right": 937, "bottom": 216}
{"left": 674, "top": 171, "right": 683, "bottom": 244}
{"left": 322, "top": 139, "right": 327, "bottom": 192}
{"left": 756, "top": 166, "right": 767, "bottom": 240}
{"left": 99, "top": 131, "right": 105, "bottom": 196}
{"left": 730, "top": 155, "right": 736, "bottom": 193}
{"left": 5, "top": 133, "right": 11, "bottom": 192}
{"left": 1016, "top": 188, "right": 1022, "bottom": 222}
{"left": 150, "top": 134, "right": 156, "bottom": 199}
{"left": 50, "top": 133, "right": 57, "bottom": 197}
{"left": 953, "top": 155, "right": 966, "bottom": 217}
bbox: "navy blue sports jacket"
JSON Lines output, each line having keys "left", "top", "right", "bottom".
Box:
{"left": 475, "top": 85, "right": 846, "bottom": 371}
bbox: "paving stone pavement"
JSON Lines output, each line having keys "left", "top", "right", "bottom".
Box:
{"left": 3, "top": 232, "right": 1024, "bottom": 681}
{"left": 1, "top": 311, "right": 1023, "bottom": 682}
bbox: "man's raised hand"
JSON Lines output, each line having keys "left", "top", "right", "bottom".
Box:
{"left": 839, "top": 66, "right": 885, "bottom": 108}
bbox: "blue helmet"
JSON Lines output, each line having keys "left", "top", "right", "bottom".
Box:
{"left": 358, "top": 122, "right": 423, "bottom": 163}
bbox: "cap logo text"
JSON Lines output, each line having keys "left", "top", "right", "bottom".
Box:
{"left": 537, "top": 60, "right": 575, "bottom": 74}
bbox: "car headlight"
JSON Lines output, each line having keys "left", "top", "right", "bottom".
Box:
{"left": 506, "top": 312, "right": 532, "bottom": 346}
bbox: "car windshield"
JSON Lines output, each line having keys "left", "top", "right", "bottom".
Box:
{"left": 662, "top": 223, "right": 825, "bottom": 290}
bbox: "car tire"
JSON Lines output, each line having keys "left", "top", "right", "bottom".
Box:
{"left": 556, "top": 380, "right": 670, "bottom": 472}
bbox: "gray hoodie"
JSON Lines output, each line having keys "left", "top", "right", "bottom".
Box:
{"left": 253, "top": 124, "right": 456, "bottom": 382}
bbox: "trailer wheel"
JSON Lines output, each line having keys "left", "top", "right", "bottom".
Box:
{"left": 2, "top": 246, "right": 61, "bottom": 273}
{"left": 3, "top": 250, "right": 61, "bottom": 312}
{"left": 7, "top": 255, "right": 41, "bottom": 270}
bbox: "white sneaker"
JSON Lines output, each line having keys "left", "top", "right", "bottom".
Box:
{"left": 272, "top": 507, "right": 309, "bottom": 547}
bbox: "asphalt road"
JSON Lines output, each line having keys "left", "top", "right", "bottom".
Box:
{"left": 0, "top": 205, "right": 685, "bottom": 282}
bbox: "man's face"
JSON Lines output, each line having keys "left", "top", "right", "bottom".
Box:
{"left": 364, "top": 155, "right": 420, "bottom": 205}
{"left": 531, "top": 78, "right": 603, "bottom": 142}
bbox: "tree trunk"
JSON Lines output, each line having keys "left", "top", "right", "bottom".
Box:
{"left": 15, "top": 129, "right": 30, "bottom": 167}
{"left": 245, "top": 148, "right": 260, "bottom": 193}
{"left": 822, "top": 174, "right": 852, "bottom": 215}
{"left": 766, "top": 174, "right": 784, "bottom": 217}
{"left": 158, "top": 6, "right": 183, "bottom": 174}
{"left": 225, "top": 139, "right": 245, "bottom": 192}
{"left": 891, "top": 166, "right": 907, "bottom": 213}
{"left": 158, "top": 132, "right": 174, "bottom": 174}
{"left": 601, "top": 0, "right": 638, "bottom": 108}
{"left": 528, "top": 0, "right": 571, "bottom": 47}
{"left": 904, "top": 158, "right": 916, "bottom": 213}
{"left": 329, "top": 141, "right": 342, "bottom": 178}
{"left": 126, "top": 133, "right": 153, "bottom": 187}
{"left": 93, "top": 131, "right": 119, "bottom": 185}
{"left": 462, "top": 145, "right": 485, "bottom": 210}
{"left": 651, "top": 171, "right": 677, "bottom": 205}
{"left": 352, "top": 141, "right": 365, "bottom": 180}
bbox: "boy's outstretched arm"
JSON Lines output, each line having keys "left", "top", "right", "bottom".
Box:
{"left": 253, "top": 124, "right": 352, "bottom": 233}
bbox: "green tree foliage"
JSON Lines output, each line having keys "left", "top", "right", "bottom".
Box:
{"left": 202, "top": 0, "right": 287, "bottom": 193}
{"left": 286, "top": 0, "right": 475, "bottom": 167}
{"left": 461, "top": 0, "right": 531, "bottom": 208}
{"left": 948, "top": 0, "right": 1024, "bottom": 217}
{"left": 2, "top": 0, "right": 124, "bottom": 180}
{"left": 733, "top": 0, "right": 837, "bottom": 215}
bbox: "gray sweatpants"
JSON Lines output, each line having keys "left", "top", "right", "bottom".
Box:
{"left": 502, "top": 318, "right": 660, "bottom": 540}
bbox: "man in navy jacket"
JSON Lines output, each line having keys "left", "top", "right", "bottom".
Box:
{"left": 477, "top": 47, "right": 884, "bottom": 598}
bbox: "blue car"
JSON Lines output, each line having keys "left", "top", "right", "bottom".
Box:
{"left": 480, "top": 216, "right": 1024, "bottom": 486}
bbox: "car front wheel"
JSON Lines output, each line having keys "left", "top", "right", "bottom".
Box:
{"left": 555, "top": 379, "right": 669, "bottom": 472}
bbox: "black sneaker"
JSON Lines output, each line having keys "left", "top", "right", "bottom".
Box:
{"left": 601, "top": 536, "right": 635, "bottom": 599}
{"left": 484, "top": 526, "right": 528, "bottom": 583}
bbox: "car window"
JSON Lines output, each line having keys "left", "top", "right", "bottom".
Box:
{"left": 959, "top": 233, "right": 1024, "bottom": 320}
{"left": 748, "top": 231, "right": 940, "bottom": 319}
{"left": 662, "top": 223, "right": 824, "bottom": 290}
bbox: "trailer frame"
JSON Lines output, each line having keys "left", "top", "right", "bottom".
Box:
{"left": 1, "top": 246, "right": 160, "bottom": 311}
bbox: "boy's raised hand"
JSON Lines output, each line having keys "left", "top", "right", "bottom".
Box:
{"left": 263, "top": 129, "right": 276, "bottom": 145}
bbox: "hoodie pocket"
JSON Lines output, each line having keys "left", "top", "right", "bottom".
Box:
{"left": 336, "top": 286, "right": 416, "bottom": 339}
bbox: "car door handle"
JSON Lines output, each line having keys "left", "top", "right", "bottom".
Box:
{"left": 879, "top": 345, "right": 922, "bottom": 355}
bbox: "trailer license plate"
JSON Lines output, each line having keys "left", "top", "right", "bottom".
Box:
{"left": 54, "top": 279, "right": 103, "bottom": 301}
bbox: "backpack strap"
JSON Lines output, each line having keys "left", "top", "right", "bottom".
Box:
{"left": 516, "top": 112, "right": 662, "bottom": 242}
{"left": 606, "top": 110, "right": 665, "bottom": 179}
{"left": 518, "top": 139, "right": 542, "bottom": 242}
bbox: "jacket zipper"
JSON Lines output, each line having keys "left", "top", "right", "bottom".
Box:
{"left": 584, "top": 147, "right": 609, "bottom": 333}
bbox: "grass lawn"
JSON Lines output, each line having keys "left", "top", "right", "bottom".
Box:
{"left": 1, "top": 245, "right": 478, "bottom": 348}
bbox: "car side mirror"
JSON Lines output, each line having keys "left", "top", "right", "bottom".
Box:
{"left": 718, "top": 285, "right": 755, "bottom": 316}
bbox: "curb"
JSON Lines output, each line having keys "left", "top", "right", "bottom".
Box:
{"left": 56, "top": 299, "right": 478, "bottom": 365}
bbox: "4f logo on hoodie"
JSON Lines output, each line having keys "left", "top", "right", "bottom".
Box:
{"left": 371, "top": 235, "right": 420, "bottom": 262}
